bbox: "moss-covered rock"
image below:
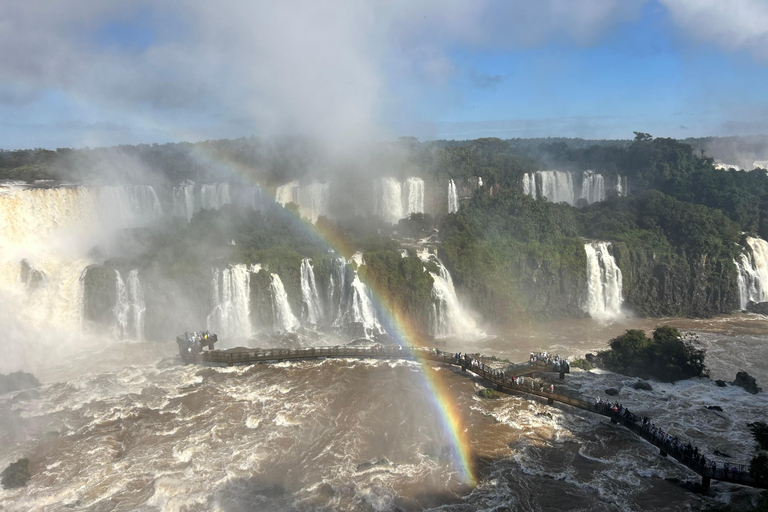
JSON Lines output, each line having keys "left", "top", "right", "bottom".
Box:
{"left": 477, "top": 388, "right": 500, "bottom": 399}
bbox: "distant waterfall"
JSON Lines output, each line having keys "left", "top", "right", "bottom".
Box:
{"left": 584, "top": 242, "right": 623, "bottom": 319}
{"left": 378, "top": 177, "right": 404, "bottom": 223}
{"left": 418, "top": 250, "right": 478, "bottom": 338}
{"left": 522, "top": 173, "right": 536, "bottom": 199}
{"left": 616, "top": 175, "right": 629, "bottom": 196}
{"left": 300, "top": 258, "right": 323, "bottom": 325}
{"left": 327, "top": 257, "right": 347, "bottom": 323}
{"left": 173, "top": 181, "right": 232, "bottom": 221}
{"left": 207, "top": 264, "right": 253, "bottom": 339}
{"left": 735, "top": 237, "right": 768, "bottom": 309}
{"left": 327, "top": 256, "right": 383, "bottom": 337}
{"left": 173, "top": 180, "right": 197, "bottom": 221}
{"left": 113, "top": 270, "right": 130, "bottom": 339}
{"left": 448, "top": 180, "right": 459, "bottom": 213}
{"left": 403, "top": 177, "right": 425, "bottom": 217}
{"left": 522, "top": 171, "right": 617, "bottom": 205}
{"left": 580, "top": 171, "right": 605, "bottom": 204}
{"left": 271, "top": 273, "right": 300, "bottom": 332}
{"left": 275, "top": 181, "right": 330, "bottom": 222}
{"left": 538, "top": 171, "right": 575, "bottom": 205}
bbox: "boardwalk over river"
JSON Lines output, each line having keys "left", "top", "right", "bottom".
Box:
{"left": 196, "top": 344, "right": 765, "bottom": 490}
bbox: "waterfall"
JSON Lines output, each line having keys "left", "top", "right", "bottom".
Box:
{"left": 522, "top": 173, "right": 537, "bottom": 199}
{"left": 300, "top": 258, "right": 323, "bottom": 325}
{"left": 538, "top": 170, "right": 575, "bottom": 205}
{"left": 327, "top": 257, "right": 347, "bottom": 323}
{"left": 127, "top": 269, "right": 145, "bottom": 341}
{"left": 270, "top": 273, "right": 299, "bottom": 332}
{"left": 378, "top": 177, "right": 404, "bottom": 223}
{"left": 95, "top": 185, "right": 163, "bottom": 228}
{"left": 200, "top": 183, "right": 232, "bottom": 211}
{"left": 735, "top": 237, "right": 768, "bottom": 308}
{"left": 173, "top": 181, "right": 232, "bottom": 221}
{"left": 173, "top": 180, "right": 197, "bottom": 221}
{"left": 403, "top": 177, "right": 425, "bottom": 217}
{"left": 580, "top": 171, "right": 605, "bottom": 204}
{"left": 348, "top": 274, "right": 382, "bottom": 337}
{"left": 113, "top": 270, "right": 130, "bottom": 339}
{"left": 584, "top": 242, "right": 623, "bottom": 319}
{"left": 447, "top": 179, "right": 459, "bottom": 213}
{"left": 112, "top": 269, "right": 145, "bottom": 340}
{"left": 616, "top": 175, "right": 628, "bottom": 196}
{"left": 207, "top": 264, "right": 253, "bottom": 339}
{"left": 418, "top": 250, "right": 478, "bottom": 338}
{"left": 275, "top": 181, "right": 330, "bottom": 222}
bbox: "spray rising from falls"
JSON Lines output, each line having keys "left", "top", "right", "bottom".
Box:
{"left": 735, "top": 236, "right": 768, "bottom": 309}
{"left": 300, "top": 258, "right": 323, "bottom": 326}
{"left": 271, "top": 273, "right": 300, "bottom": 332}
{"left": 207, "top": 264, "right": 254, "bottom": 339}
{"left": 418, "top": 250, "right": 479, "bottom": 338}
{"left": 448, "top": 180, "right": 458, "bottom": 214}
{"left": 584, "top": 242, "right": 623, "bottom": 320}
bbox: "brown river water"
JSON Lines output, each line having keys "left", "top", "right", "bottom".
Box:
{"left": 0, "top": 313, "right": 766, "bottom": 511}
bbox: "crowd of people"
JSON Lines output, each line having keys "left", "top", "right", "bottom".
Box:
{"left": 595, "top": 398, "right": 748, "bottom": 479}
{"left": 530, "top": 351, "right": 570, "bottom": 373}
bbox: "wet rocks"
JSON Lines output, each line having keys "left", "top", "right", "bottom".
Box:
{"left": 0, "top": 372, "right": 40, "bottom": 395}
{"left": 1, "top": 458, "right": 30, "bottom": 489}
{"left": 605, "top": 388, "right": 620, "bottom": 396}
{"left": 632, "top": 380, "right": 653, "bottom": 391}
{"left": 733, "top": 371, "right": 762, "bottom": 394}
{"left": 705, "top": 405, "right": 723, "bottom": 412}
{"left": 477, "top": 388, "right": 500, "bottom": 399}
{"left": 746, "top": 300, "right": 768, "bottom": 315}
{"left": 715, "top": 379, "right": 727, "bottom": 387}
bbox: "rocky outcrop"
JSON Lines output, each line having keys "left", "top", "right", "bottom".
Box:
{"left": 1, "top": 459, "right": 31, "bottom": 489}
{"left": 733, "top": 371, "right": 762, "bottom": 394}
{"left": 0, "top": 372, "right": 40, "bottom": 394}
{"left": 746, "top": 301, "right": 768, "bottom": 315}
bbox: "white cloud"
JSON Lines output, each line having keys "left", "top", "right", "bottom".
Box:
{"left": 0, "top": 1, "right": 644, "bottom": 148}
{"left": 659, "top": 0, "right": 768, "bottom": 59}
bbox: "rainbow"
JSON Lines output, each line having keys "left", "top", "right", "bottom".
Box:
{"left": 181, "top": 144, "right": 477, "bottom": 485}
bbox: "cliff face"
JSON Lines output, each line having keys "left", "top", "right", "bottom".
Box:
{"left": 613, "top": 243, "right": 738, "bottom": 317}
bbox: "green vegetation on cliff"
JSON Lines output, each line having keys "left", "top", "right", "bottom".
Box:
{"left": 597, "top": 326, "right": 708, "bottom": 382}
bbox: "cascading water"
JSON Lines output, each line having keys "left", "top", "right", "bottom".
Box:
{"left": 300, "top": 258, "right": 323, "bottom": 325}
{"left": 347, "top": 274, "right": 382, "bottom": 337}
{"left": 275, "top": 181, "right": 330, "bottom": 222}
{"left": 580, "top": 171, "right": 605, "bottom": 204}
{"left": 207, "top": 264, "right": 253, "bottom": 339}
{"left": 522, "top": 173, "right": 537, "bottom": 199}
{"left": 327, "top": 256, "right": 347, "bottom": 323}
{"left": 584, "top": 242, "right": 623, "bottom": 319}
{"left": 735, "top": 236, "right": 768, "bottom": 309}
{"left": 127, "top": 269, "right": 145, "bottom": 341}
{"left": 403, "top": 177, "right": 425, "bottom": 217}
{"left": 378, "top": 177, "right": 404, "bottom": 223}
{"left": 538, "top": 170, "right": 575, "bottom": 205}
{"left": 270, "top": 273, "right": 300, "bottom": 332}
{"left": 113, "top": 270, "right": 130, "bottom": 339}
{"left": 173, "top": 180, "right": 197, "bottom": 222}
{"left": 616, "top": 175, "right": 628, "bottom": 196}
{"left": 448, "top": 179, "right": 459, "bottom": 213}
{"left": 417, "top": 249, "right": 478, "bottom": 338}
{"left": 173, "top": 181, "right": 232, "bottom": 221}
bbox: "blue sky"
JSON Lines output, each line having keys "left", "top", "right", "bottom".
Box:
{"left": 2, "top": 0, "right": 768, "bottom": 149}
